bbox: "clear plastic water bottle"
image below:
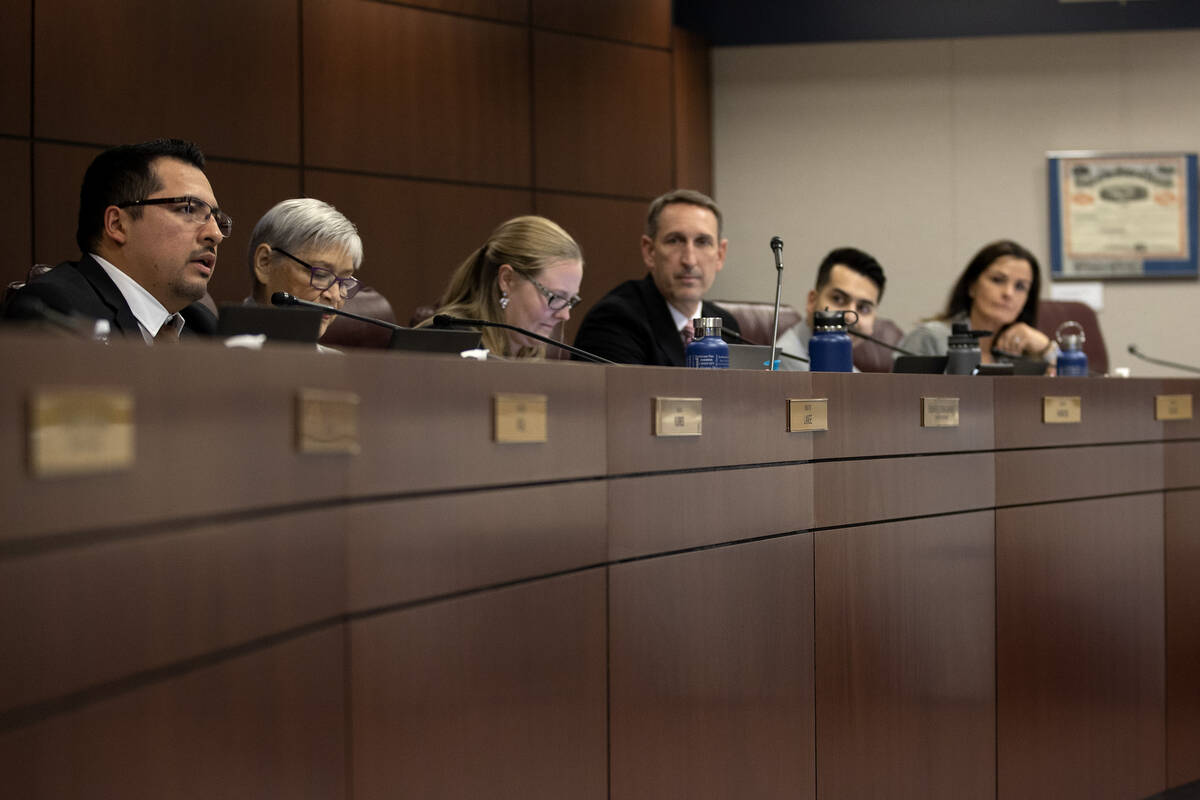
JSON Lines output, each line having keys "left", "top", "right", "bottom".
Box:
{"left": 685, "top": 317, "right": 730, "bottom": 368}
{"left": 1055, "top": 321, "right": 1088, "bottom": 377}
{"left": 91, "top": 319, "right": 112, "bottom": 344}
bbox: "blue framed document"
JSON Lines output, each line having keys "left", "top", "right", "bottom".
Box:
{"left": 1048, "top": 151, "right": 1198, "bottom": 280}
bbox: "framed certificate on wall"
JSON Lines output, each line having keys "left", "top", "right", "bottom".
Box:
{"left": 1048, "top": 151, "right": 1199, "bottom": 280}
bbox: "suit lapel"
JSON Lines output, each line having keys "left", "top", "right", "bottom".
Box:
{"left": 637, "top": 275, "right": 685, "bottom": 366}
{"left": 75, "top": 255, "right": 143, "bottom": 336}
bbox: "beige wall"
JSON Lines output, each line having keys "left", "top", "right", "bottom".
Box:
{"left": 711, "top": 29, "right": 1200, "bottom": 375}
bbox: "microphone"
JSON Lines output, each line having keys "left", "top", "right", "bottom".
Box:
{"left": 770, "top": 236, "right": 784, "bottom": 268}
{"left": 271, "top": 291, "right": 401, "bottom": 331}
{"left": 1127, "top": 344, "right": 1200, "bottom": 375}
{"left": 431, "top": 314, "right": 614, "bottom": 364}
{"left": 768, "top": 236, "right": 785, "bottom": 370}
{"left": 723, "top": 326, "right": 808, "bottom": 364}
{"left": 848, "top": 328, "right": 917, "bottom": 357}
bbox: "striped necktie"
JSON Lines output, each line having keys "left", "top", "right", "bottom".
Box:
{"left": 681, "top": 319, "right": 695, "bottom": 346}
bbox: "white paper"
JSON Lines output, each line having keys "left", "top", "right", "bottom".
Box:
{"left": 1048, "top": 280, "right": 1103, "bottom": 311}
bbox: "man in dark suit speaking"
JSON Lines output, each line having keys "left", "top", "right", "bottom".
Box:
{"left": 572, "top": 189, "right": 739, "bottom": 365}
{"left": 3, "top": 139, "right": 224, "bottom": 342}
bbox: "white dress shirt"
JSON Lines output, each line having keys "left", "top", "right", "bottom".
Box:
{"left": 666, "top": 299, "right": 702, "bottom": 337}
{"left": 91, "top": 253, "right": 179, "bottom": 344}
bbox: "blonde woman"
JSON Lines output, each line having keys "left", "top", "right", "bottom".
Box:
{"left": 423, "top": 216, "right": 583, "bottom": 358}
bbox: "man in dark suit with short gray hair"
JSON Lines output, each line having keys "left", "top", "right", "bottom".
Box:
{"left": 572, "top": 188, "right": 739, "bottom": 365}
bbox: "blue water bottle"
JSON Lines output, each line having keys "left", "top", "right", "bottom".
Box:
{"left": 1055, "top": 320, "right": 1088, "bottom": 377}
{"left": 685, "top": 317, "right": 730, "bottom": 368}
{"left": 808, "top": 309, "right": 854, "bottom": 372}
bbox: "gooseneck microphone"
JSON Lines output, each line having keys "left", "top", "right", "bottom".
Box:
{"left": 848, "top": 328, "right": 917, "bottom": 357}
{"left": 1127, "top": 344, "right": 1200, "bottom": 375}
{"left": 770, "top": 236, "right": 784, "bottom": 261}
{"left": 768, "top": 236, "right": 785, "bottom": 371}
{"left": 431, "top": 314, "right": 614, "bottom": 364}
{"left": 271, "top": 291, "right": 402, "bottom": 331}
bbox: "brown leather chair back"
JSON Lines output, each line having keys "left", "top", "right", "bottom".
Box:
{"left": 320, "top": 287, "right": 398, "bottom": 349}
{"left": 713, "top": 300, "right": 803, "bottom": 344}
{"left": 1037, "top": 299, "right": 1108, "bottom": 374}
{"left": 853, "top": 317, "right": 905, "bottom": 373}
{"left": 4, "top": 263, "right": 55, "bottom": 304}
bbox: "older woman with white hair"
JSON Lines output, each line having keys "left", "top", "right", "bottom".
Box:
{"left": 247, "top": 198, "right": 364, "bottom": 339}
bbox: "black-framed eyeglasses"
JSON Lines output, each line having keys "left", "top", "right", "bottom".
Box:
{"left": 117, "top": 196, "right": 233, "bottom": 238}
{"left": 521, "top": 272, "right": 581, "bottom": 311}
{"left": 273, "top": 247, "right": 362, "bottom": 299}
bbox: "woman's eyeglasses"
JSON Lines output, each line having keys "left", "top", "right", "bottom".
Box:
{"left": 273, "top": 247, "right": 362, "bottom": 299}
{"left": 520, "top": 272, "right": 581, "bottom": 311}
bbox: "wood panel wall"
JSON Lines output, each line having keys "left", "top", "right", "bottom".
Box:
{"left": 0, "top": 0, "right": 707, "bottom": 342}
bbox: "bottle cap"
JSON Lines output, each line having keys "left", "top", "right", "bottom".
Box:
{"left": 693, "top": 317, "right": 723, "bottom": 338}
{"left": 948, "top": 321, "right": 990, "bottom": 349}
{"left": 812, "top": 309, "right": 848, "bottom": 331}
{"left": 1055, "top": 320, "right": 1086, "bottom": 351}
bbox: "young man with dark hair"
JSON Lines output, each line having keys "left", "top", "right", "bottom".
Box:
{"left": 776, "top": 247, "right": 887, "bottom": 371}
{"left": 4, "top": 138, "right": 225, "bottom": 342}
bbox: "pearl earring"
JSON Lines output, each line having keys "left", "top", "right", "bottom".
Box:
{"left": 499, "top": 292, "right": 509, "bottom": 310}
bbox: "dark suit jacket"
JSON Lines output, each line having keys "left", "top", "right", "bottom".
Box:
{"left": 2, "top": 255, "right": 217, "bottom": 339}
{"left": 572, "top": 273, "right": 740, "bottom": 366}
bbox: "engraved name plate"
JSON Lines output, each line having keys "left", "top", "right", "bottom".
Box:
{"left": 296, "top": 389, "right": 361, "bottom": 454}
{"left": 921, "top": 396, "right": 960, "bottom": 428}
{"left": 654, "top": 397, "right": 702, "bottom": 437}
{"left": 29, "top": 387, "right": 135, "bottom": 478}
{"left": 494, "top": 393, "right": 548, "bottom": 443}
{"left": 1043, "top": 395, "right": 1082, "bottom": 424}
{"left": 787, "top": 398, "right": 828, "bottom": 432}
{"left": 1155, "top": 394, "right": 1193, "bottom": 421}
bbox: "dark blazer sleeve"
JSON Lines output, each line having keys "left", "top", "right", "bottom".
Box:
{"left": 1, "top": 282, "right": 62, "bottom": 322}
{"left": 2, "top": 262, "right": 118, "bottom": 327}
{"left": 572, "top": 292, "right": 659, "bottom": 365}
{"left": 1, "top": 257, "right": 144, "bottom": 337}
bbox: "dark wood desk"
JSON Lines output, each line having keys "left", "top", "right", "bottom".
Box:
{"left": 1, "top": 334, "right": 1196, "bottom": 799}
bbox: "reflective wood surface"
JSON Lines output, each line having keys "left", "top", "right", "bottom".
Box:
{"left": 0, "top": 335, "right": 1197, "bottom": 798}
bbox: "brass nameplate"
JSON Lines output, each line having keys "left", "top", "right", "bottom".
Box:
{"left": 1156, "top": 394, "right": 1193, "bottom": 421}
{"left": 1043, "top": 395, "right": 1082, "bottom": 424}
{"left": 654, "top": 397, "right": 702, "bottom": 437}
{"left": 29, "top": 387, "right": 135, "bottom": 478}
{"left": 296, "top": 389, "right": 361, "bottom": 454}
{"left": 494, "top": 393, "right": 548, "bottom": 443}
{"left": 921, "top": 396, "right": 960, "bottom": 428}
{"left": 787, "top": 398, "right": 828, "bottom": 432}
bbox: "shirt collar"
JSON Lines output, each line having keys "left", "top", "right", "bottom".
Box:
{"left": 666, "top": 299, "right": 702, "bottom": 332}
{"left": 91, "top": 253, "right": 178, "bottom": 340}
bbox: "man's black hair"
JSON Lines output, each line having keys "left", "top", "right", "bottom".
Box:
{"left": 814, "top": 247, "right": 886, "bottom": 301}
{"left": 76, "top": 139, "right": 207, "bottom": 252}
